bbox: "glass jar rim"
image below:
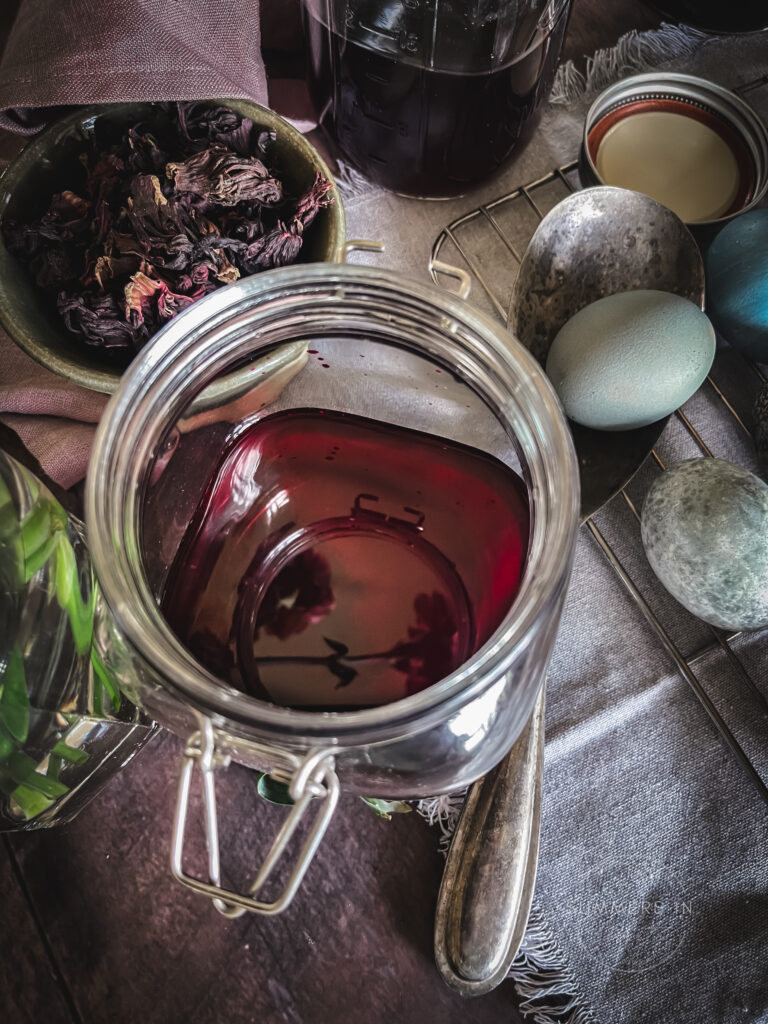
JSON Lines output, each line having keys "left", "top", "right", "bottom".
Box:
{"left": 86, "top": 263, "right": 579, "bottom": 744}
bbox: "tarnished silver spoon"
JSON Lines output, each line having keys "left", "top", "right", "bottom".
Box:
{"left": 435, "top": 685, "right": 544, "bottom": 995}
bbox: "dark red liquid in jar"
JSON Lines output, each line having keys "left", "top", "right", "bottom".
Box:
{"left": 303, "top": 2, "right": 570, "bottom": 197}
{"left": 161, "top": 409, "right": 530, "bottom": 710}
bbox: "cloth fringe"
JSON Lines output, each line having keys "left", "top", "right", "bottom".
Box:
{"left": 549, "top": 21, "right": 710, "bottom": 105}
{"left": 415, "top": 798, "right": 596, "bottom": 1024}
{"left": 512, "top": 908, "right": 599, "bottom": 1024}
{"left": 334, "top": 158, "right": 377, "bottom": 201}
{"left": 416, "top": 791, "right": 466, "bottom": 854}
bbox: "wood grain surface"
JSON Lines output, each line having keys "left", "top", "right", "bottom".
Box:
{"left": 1, "top": 3, "right": 680, "bottom": 1023}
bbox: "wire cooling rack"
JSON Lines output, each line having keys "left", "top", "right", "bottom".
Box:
{"left": 430, "top": 74, "right": 768, "bottom": 806}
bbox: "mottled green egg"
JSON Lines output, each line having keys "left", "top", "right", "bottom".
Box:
{"left": 545, "top": 290, "right": 715, "bottom": 431}
{"left": 641, "top": 458, "right": 768, "bottom": 631}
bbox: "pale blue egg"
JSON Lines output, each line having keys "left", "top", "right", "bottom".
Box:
{"left": 545, "top": 290, "right": 715, "bottom": 431}
{"left": 705, "top": 210, "right": 768, "bottom": 363}
{"left": 641, "top": 458, "right": 768, "bottom": 632}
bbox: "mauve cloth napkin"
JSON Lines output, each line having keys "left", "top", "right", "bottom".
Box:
{"left": 0, "top": 0, "right": 268, "bottom": 134}
{"left": 0, "top": 333, "right": 107, "bottom": 488}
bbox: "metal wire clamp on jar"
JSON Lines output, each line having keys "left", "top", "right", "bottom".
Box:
{"left": 85, "top": 258, "right": 580, "bottom": 916}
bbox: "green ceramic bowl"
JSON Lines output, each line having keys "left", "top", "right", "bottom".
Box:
{"left": 0, "top": 100, "right": 346, "bottom": 394}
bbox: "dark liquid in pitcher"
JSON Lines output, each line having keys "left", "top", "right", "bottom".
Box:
{"left": 303, "top": 4, "right": 570, "bottom": 196}
{"left": 161, "top": 409, "right": 530, "bottom": 710}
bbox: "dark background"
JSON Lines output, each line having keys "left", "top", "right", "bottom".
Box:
{"left": 0, "top": 3, "right": 676, "bottom": 1023}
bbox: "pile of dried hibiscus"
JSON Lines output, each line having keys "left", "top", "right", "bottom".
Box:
{"left": 3, "top": 103, "right": 334, "bottom": 353}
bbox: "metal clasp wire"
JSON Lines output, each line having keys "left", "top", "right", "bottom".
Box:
{"left": 428, "top": 259, "right": 472, "bottom": 301}
{"left": 338, "top": 241, "right": 471, "bottom": 304}
{"left": 337, "top": 239, "right": 385, "bottom": 263}
{"left": 170, "top": 719, "right": 339, "bottom": 918}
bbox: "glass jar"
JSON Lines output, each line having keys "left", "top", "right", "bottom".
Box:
{"left": 302, "top": 0, "right": 573, "bottom": 197}
{"left": 86, "top": 261, "right": 579, "bottom": 915}
{"left": 0, "top": 450, "right": 155, "bottom": 831}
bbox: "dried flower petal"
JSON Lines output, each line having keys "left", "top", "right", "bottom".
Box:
{"left": 176, "top": 103, "right": 275, "bottom": 159}
{"left": 124, "top": 269, "right": 205, "bottom": 326}
{"left": 166, "top": 147, "right": 282, "bottom": 207}
{"left": 58, "top": 290, "right": 143, "bottom": 348}
{"left": 124, "top": 270, "right": 162, "bottom": 326}
{"left": 242, "top": 222, "right": 303, "bottom": 273}
{"left": 292, "top": 173, "right": 335, "bottom": 229}
{"left": 90, "top": 252, "right": 142, "bottom": 291}
{"left": 84, "top": 153, "right": 125, "bottom": 203}
{"left": 125, "top": 128, "right": 167, "bottom": 176}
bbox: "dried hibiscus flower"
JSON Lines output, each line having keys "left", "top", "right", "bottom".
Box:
{"left": 166, "top": 147, "right": 282, "bottom": 208}
{"left": 4, "top": 102, "right": 334, "bottom": 356}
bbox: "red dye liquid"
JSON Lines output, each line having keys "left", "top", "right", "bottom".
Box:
{"left": 161, "top": 409, "right": 530, "bottom": 709}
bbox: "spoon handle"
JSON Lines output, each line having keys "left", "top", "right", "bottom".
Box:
{"left": 434, "top": 685, "right": 545, "bottom": 996}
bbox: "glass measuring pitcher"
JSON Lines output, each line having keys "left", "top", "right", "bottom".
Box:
{"left": 302, "top": 0, "right": 572, "bottom": 197}
{"left": 0, "top": 450, "right": 155, "bottom": 831}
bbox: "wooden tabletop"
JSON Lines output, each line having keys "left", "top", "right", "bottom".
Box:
{"left": 2, "top": 3, "right": 670, "bottom": 1023}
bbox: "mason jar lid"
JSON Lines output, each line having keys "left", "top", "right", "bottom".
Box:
{"left": 580, "top": 72, "right": 768, "bottom": 226}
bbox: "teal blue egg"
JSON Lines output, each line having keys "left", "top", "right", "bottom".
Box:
{"left": 705, "top": 210, "right": 768, "bottom": 363}
{"left": 545, "top": 290, "right": 715, "bottom": 431}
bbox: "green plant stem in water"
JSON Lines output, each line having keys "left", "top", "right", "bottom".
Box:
{"left": 0, "top": 478, "right": 113, "bottom": 821}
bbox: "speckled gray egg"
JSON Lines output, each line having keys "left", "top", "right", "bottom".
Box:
{"left": 641, "top": 458, "right": 768, "bottom": 631}
{"left": 545, "top": 290, "right": 715, "bottom": 431}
